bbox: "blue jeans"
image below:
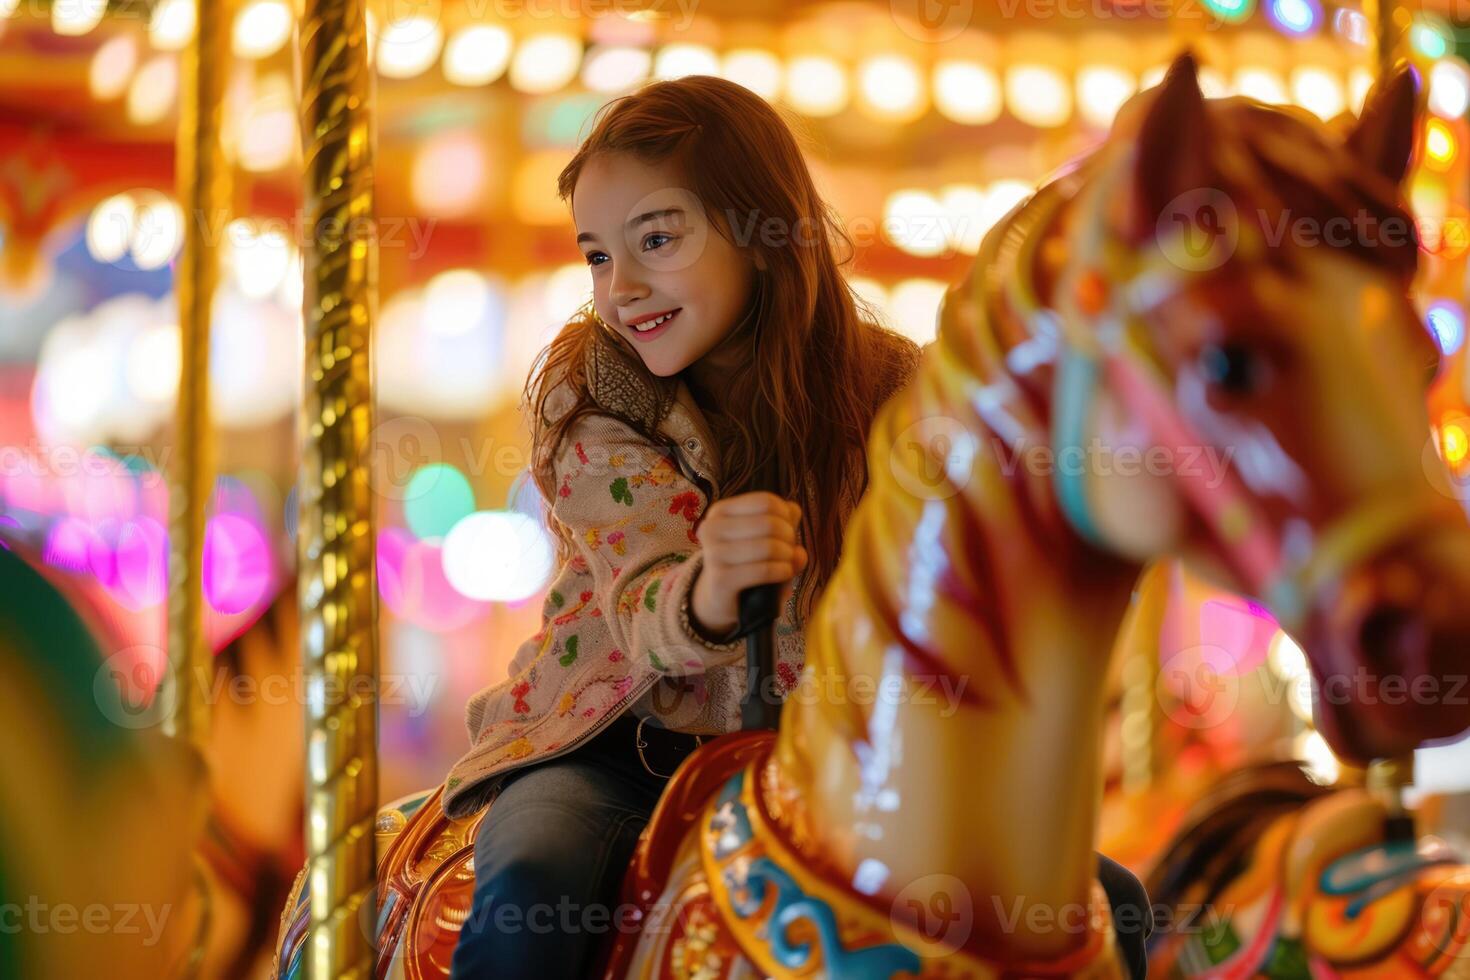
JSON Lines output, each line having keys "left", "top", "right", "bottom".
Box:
{"left": 448, "top": 711, "right": 699, "bottom": 980}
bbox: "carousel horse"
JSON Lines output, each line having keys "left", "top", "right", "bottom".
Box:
{"left": 1141, "top": 759, "right": 1470, "bottom": 978}
{"left": 273, "top": 55, "right": 1470, "bottom": 978}
{"left": 0, "top": 544, "right": 206, "bottom": 978}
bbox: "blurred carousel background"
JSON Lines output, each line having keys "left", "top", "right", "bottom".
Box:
{"left": 2, "top": 0, "right": 1470, "bottom": 976}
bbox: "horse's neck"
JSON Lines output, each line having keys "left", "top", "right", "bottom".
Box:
{"left": 764, "top": 181, "right": 1144, "bottom": 961}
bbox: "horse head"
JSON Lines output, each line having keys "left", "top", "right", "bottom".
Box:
{"left": 1054, "top": 54, "right": 1470, "bottom": 765}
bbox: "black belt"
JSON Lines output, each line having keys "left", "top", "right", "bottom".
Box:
{"left": 602, "top": 710, "right": 704, "bottom": 779}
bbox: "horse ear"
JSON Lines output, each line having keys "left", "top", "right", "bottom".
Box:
{"left": 1128, "top": 52, "right": 1213, "bottom": 244}
{"left": 1346, "top": 62, "right": 1420, "bottom": 187}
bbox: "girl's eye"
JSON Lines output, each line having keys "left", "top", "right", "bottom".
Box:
{"left": 643, "top": 233, "right": 674, "bottom": 251}
{"left": 584, "top": 252, "right": 608, "bottom": 267}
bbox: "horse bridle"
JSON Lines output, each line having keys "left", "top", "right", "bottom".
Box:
{"left": 1032, "top": 166, "right": 1457, "bottom": 635}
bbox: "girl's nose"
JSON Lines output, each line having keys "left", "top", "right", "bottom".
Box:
{"left": 611, "top": 264, "right": 650, "bottom": 307}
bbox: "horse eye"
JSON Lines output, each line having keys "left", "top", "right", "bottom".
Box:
{"left": 1198, "top": 342, "right": 1265, "bottom": 396}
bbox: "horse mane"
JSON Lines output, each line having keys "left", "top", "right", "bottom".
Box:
{"left": 1195, "top": 97, "right": 1420, "bottom": 280}
{"left": 1142, "top": 759, "right": 1330, "bottom": 921}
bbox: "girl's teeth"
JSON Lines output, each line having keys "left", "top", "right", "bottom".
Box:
{"left": 636, "top": 311, "right": 676, "bottom": 331}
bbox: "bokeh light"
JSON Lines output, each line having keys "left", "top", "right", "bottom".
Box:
{"left": 1267, "top": 0, "right": 1319, "bottom": 35}
{"left": 581, "top": 45, "right": 651, "bottom": 93}
{"left": 1006, "top": 64, "right": 1072, "bottom": 127}
{"left": 400, "top": 538, "right": 490, "bottom": 631}
{"left": 411, "top": 130, "right": 487, "bottom": 218}
{"left": 721, "top": 48, "right": 782, "bottom": 100}
{"left": 783, "top": 56, "right": 848, "bottom": 117}
{"left": 1076, "top": 65, "right": 1135, "bottom": 128}
{"left": 442, "top": 510, "right": 555, "bottom": 602}
{"left": 1430, "top": 59, "right": 1470, "bottom": 119}
{"left": 1428, "top": 301, "right": 1466, "bottom": 358}
{"left": 52, "top": 0, "right": 105, "bottom": 36}
{"left": 1289, "top": 67, "right": 1344, "bottom": 120}
{"left": 653, "top": 43, "right": 719, "bottom": 81}
{"left": 87, "top": 193, "right": 137, "bottom": 264}
{"left": 90, "top": 34, "right": 138, "bottom": 101}
{"left": 204, "top": 513, "right": 274, "bottom": 615}
{"left": 1202, "top": 0, "right": 1255, "bottom": 23}
{"left": 233, "top": 0, "right": 292, "bottom": 59}
{"left": 128, "top": 55, "right": 179, "bottom": 126}
{"left": 509, "top": 33, "right": 583, "bottom": 93}
{"left": 1425, "top": 118, "right": 1458, "bottom": 170}
{"left": 933, "top": 59, "right": 1002, "bottom": 125}
{"left": 404, "top": 464, "right": 476, "bottom": 540}
{"left": 857, "top": 54, "right": 927, "bottom": 122}
{"left": 444, "top": 24, "right": 514, "bottom": 86}
{"left": 377, "top": 17, "right": 443, "bottom": 80}
{"left": 113, "top": 517, "right": 168, "bottom": 610}
{"left": 149, "top": 0, "right": 196, "bottom": 51}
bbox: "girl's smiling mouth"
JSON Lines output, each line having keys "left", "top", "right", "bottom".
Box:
{"left": 625, "top": 308, "right": 681, "bottom": 341}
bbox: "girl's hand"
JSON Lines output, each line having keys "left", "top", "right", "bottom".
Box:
{"left": 689, "top": 492, "right": 807, "bottom": 638}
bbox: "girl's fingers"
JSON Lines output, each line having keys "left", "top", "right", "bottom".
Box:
{"left": 708, "top": 514, "right": 796, "bottom": 543}
{"left": 716, "top": 491, "right": 800, "bottom": 517}
{"left": 706, "top": 538, "right": 797, "bottom": 566}
{"left": 722, "top": 560, "right": 799, "bottom": 591}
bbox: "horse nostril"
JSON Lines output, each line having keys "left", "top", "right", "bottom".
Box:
{"left": 1357, "top": 605, "right": 1430, "bottom": 678}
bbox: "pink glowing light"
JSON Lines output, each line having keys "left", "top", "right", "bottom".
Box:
{"left": 204, "top": 513, "right": 274, "bottom": 615}
{"left": 399, "top": 538, "right": 488, "bottom": 632}
{"left": 112, "top": 516, "right": 168, "bottom": 610}
{"left": 44, "top": 517, "right": 100, "bottom": 573}
{"left": 378, "top": 526, "right": 416, "bottom": 617}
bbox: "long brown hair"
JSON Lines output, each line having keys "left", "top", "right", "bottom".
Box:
{"left": 528, "top": 74, "right": 919, "bottom": 621}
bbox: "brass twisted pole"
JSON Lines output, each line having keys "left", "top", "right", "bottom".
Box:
{"left": 299, "top": 0, "right": 380, "bottom": 974}
{"left": 165, "top": 0, "right": 229, "bottom": 747}
{"left": 167, "top": 0, "right": 230, "bottom": 974}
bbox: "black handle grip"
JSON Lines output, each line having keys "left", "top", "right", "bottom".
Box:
{"left": 737, "top": 581, "right": 781, "bottom": 636}
{"left": 738, "top": 582, "right": 782, "bottom": 731}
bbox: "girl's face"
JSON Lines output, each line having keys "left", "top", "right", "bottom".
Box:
{"left": 573, "top": 152, "right": 755, "bottom": 377}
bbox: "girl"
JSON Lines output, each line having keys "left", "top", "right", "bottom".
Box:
{"left": 442, "top": 74, "right": 919, "bottom": 979}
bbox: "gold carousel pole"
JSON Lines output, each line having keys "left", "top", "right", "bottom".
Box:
{"left": 165, "top": 0, "right": 228, "bottom": 747}
{"left": 1364, "top": 0, "right": 1409, "bottom": 75}
{"left": 166, "top": 0, "right": 230, "bottom": 973}
{"left": 1117, "top": 561, "right": 1171, "bottom": 796}
{"left": 298, "top": 0, "right": 380, "bottom": 974}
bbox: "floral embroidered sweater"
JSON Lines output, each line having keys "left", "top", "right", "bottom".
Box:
{"left": 441, "top": 352, "right": 806, "bottom": 818}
